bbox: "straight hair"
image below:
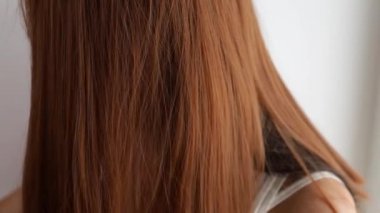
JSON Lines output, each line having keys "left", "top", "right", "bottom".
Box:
{"left": 21, "top": 0, "right": 365, "bottom": 212}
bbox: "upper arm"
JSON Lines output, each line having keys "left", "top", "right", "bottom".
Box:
{"left": 269, "top": 179, "right": 356, "bottom": 213}
{"left": 0, "top": 188, "right": 22, "bottom": 213}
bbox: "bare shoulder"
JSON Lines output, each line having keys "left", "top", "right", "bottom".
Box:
{"left": 270, "top": 178, "right": 356, "bottom": 213}
{"left": 0, "top": 188, "right": 22, "bottom": 213}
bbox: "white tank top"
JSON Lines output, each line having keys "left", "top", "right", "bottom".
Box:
{"left": 252, "top": 171, "right": 344, "bottom": 213}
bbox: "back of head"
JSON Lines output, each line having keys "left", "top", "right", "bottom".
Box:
{"left": 21, "top": 0, "right": 364, "bottom": 212}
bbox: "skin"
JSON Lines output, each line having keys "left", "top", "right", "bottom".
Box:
{"left": 0, "top": 188, "right": 22, "bottom": 213}
{"left": 0, "top": 179, "right": 355, "bottom": 212}
{"left": 270, "top": 179, "right": 357, "bottom": 213}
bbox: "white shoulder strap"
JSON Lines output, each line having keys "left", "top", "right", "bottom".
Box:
{"left": 267, "top": 171, "right": 344, "bottom": 210}
{"left": 253, "top": 175, "right": 287, "bottom": 213}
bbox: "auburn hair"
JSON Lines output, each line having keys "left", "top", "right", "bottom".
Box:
{"left": 21, "top": 0, "right": 365, "bottom": 212}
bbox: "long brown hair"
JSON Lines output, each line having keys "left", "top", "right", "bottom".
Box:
{"left": 21, "top": 0, "right": 365, "bottom": 212}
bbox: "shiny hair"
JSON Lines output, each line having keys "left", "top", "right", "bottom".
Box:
{"left": 21, "top": 0, "right": 365, "bottom": 212}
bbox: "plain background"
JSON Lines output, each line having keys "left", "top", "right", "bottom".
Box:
{"left": 1, "top": 0, "right": 379, "bottom": 212}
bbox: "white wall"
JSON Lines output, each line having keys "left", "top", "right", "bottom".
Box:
{"left": 365, "top": 80, "right": 380, "bottom": 212}
{"left": 0, "top": 0, "right": 30, "bottom": 199}
{"left": 254, "top": 0, "right": 380, "bottom": 173}
{"left": 0, "top": 0, "right": 379, "bottom": 211}
{"left": 254, "top": 1, "right": 380, "bottom": 211}
{"left": 365, "top": 54, "right": 380, "bottom": 213}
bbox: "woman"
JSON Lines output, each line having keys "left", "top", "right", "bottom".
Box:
{"left": 0, "top": 0, "right": 365, "bottom": 212}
